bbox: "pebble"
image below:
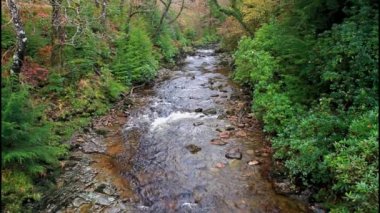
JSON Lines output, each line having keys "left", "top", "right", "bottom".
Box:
{"left": 215, "top": 163, "right": 225, "bottom": 168}
{"left": 248, "top": 160, "right": 260, "bottom": 166}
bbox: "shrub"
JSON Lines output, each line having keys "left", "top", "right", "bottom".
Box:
{"left": 112, "top": 24, "right": 158, "bottom": 85}
{"left": 1, "top": 80, "right": 66, "bottom": 211}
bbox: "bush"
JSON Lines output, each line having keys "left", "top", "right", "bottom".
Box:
{"left": 112, "top": 24, "right": 158, "bottom": 85}
{"left": 232, "top": 0, "right": 379, "bottom": 211}
{"left": 157, "top": 30, "right": 179, "bottom": 63}
{"left": 100, "top": 67, "right": 126, "bottom": 102}
{"left": 325, "top": 110, "right": 378, "bottom": 212}
{"left": 1, "top": 80, "right": 66, "bottom": 212}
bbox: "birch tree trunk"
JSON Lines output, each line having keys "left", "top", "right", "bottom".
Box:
{"left": 6, "top": 0, "right": 27, "bottom": 75}
{"left": 101, "top": 0, "right": 107, "bottom": 27}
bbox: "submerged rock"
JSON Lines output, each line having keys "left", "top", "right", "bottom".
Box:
{"left": 185, "top": 144, "right": 202, "bottom": 154}
{"left": 225, "top": 149, "right": 242, "bottom": 160}
{"left": 193, "top": 121, "right": 204, "bottom": 126}
{"left": 210, "top": 139, "right": 228, "bottom": 146}
{"left": 203, "top": 108, "right": 217, "bottom": 115}
{"left": 194, "top": 108, "right": 203, "bottom": 112}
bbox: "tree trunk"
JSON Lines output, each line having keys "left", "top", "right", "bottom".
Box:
{"left": 94, "top": 0, "right": 100, "bottom": 8}
{"left": 168, "top": 0, "right": 185, "bottom": 24}
{"left": 153, "top": 0, "right": 172, "bottom": 39}
{"left": 6, "top": 0, "right": 27, "bottom": 75}
{"left": 101, "top": 0, "right": 107, "bottom": 27}
{"left": 50, "top": 0, "right": 65, "bottom": 68}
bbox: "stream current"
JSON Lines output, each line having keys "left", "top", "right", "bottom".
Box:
{"left": 116, "top": 49, "right": 308, "bottom": 213}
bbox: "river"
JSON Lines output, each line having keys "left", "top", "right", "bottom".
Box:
{"left": 37, "top": 48, "right": 309, "bottom": 213}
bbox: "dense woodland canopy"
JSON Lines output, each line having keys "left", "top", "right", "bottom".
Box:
{"left": 1, "top": 0, "right": 378, "bottom": 212}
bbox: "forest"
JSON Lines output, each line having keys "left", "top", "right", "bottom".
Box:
{"left": 1, "top": 0, "right": 378, "bottom": 212}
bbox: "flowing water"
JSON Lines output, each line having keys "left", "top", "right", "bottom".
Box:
{"left": 114, "top": 49, "right": 309, "bottom": 212}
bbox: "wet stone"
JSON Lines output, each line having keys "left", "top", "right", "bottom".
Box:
{"left": 217, "top": 114, "right": 226, "bottom": 119}
{"left": 194, "top": 108, "right": 203, "bottom": 112}
{"left": 248, "top": 160, "right": 260, "bottom": 166}
{"left": 185, "top": 144, "right": 202, "bottom": 154}
{"left": 193, "top": 121, "right": 204, "bottom": 126}
{"left": 225, "top": 125, "right": 235, "bottom": 131}
{"left": 215, "top": 163, "right": 225, "bottom": 168}
{"left": 210, "top": 94, "right": 219, "bottom": 97}
{"left": 215, "top": 128, "right": 224, "bottom": 132}
{"left": 219, "top": 131, "right": 231, "bottom": 139}
{"left": 203, "top": 108, "right": 217, "bottom": 115}
{"left": 225, "top": 149, "right": 242, "bottom": 160}
{"left": 210, "top": 139, "right": 228, "bottom": 146}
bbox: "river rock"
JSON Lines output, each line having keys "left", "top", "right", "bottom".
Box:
{"left": 203, "top": 108, "right": 217, "bottom": 115}
{"left": 185, "top": 144, "right": 202, "bottom": 154}
{"left": 194, "top": 108, "right": 203, "bottom": 112}
{"left": 210, "top": 139, "right": 228, "bottom": 146}
{"left": 219, "top": 131, "right": 230, "bottom": 139}
{"left": 273, "top": 181, "right": 300, "bottom": 195}
{"left": 193, "top": 121, "right": 204, "bottom": 126}
{"left": 225, "top": 125, "right": 235, "bottom": 131}
{"left": 215, "top": 163, "right": 225, "bottom": 168}
{"left": 248, "top": 160, "right": 260, "bottom": 166}
{"left": 210, "top": 94, "right": 219, "bottom": 97}
{"left": 215, "top": 128, "right": 224, "bottom": 132}
{"left": 225, "top": 149, "right": 242, "bottom": 160}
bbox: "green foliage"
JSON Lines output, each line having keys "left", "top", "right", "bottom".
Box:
{"left": 1, "top": 15, "right": 16, "bottom": 50}
{"left": 64, "top": 29, "right": 111, "bottom": 82}
{"left": 233, "top": 0, "right": 379, "bottom": 211}
{"left": 157, "top": 30, "right": 179, "bottom": 63}
{"left": 325, "top": 110, "right": 378, "bottom": 213}
{"left": 196, "top": 28, "right": 220, "bottom": 46}
{"left": 100, "top": 67, "right": 126, "bottom": 102}
{"left": 24, "top": 20, "right": 50, "bottom": 60}
{"left": 1, "top": 80, "right": 66, "bottom": 212}
{"left": 112, "top": 22, "right": 158, "bottom": 85}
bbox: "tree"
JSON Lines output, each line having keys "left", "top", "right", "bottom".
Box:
{"left": 153, "top": 0, "right": 173, "bottom": 39}
{"left": 100, "top": 0, "right": 107, "bottom": 27}
{"left": 6, "top": 0, "right": 27, "bottom": 75}
{"left": 209, "top": 0, "right": 254, "bottom": 35}
{"left": 49, "top": 0, "right": 65, "bottom": 68}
